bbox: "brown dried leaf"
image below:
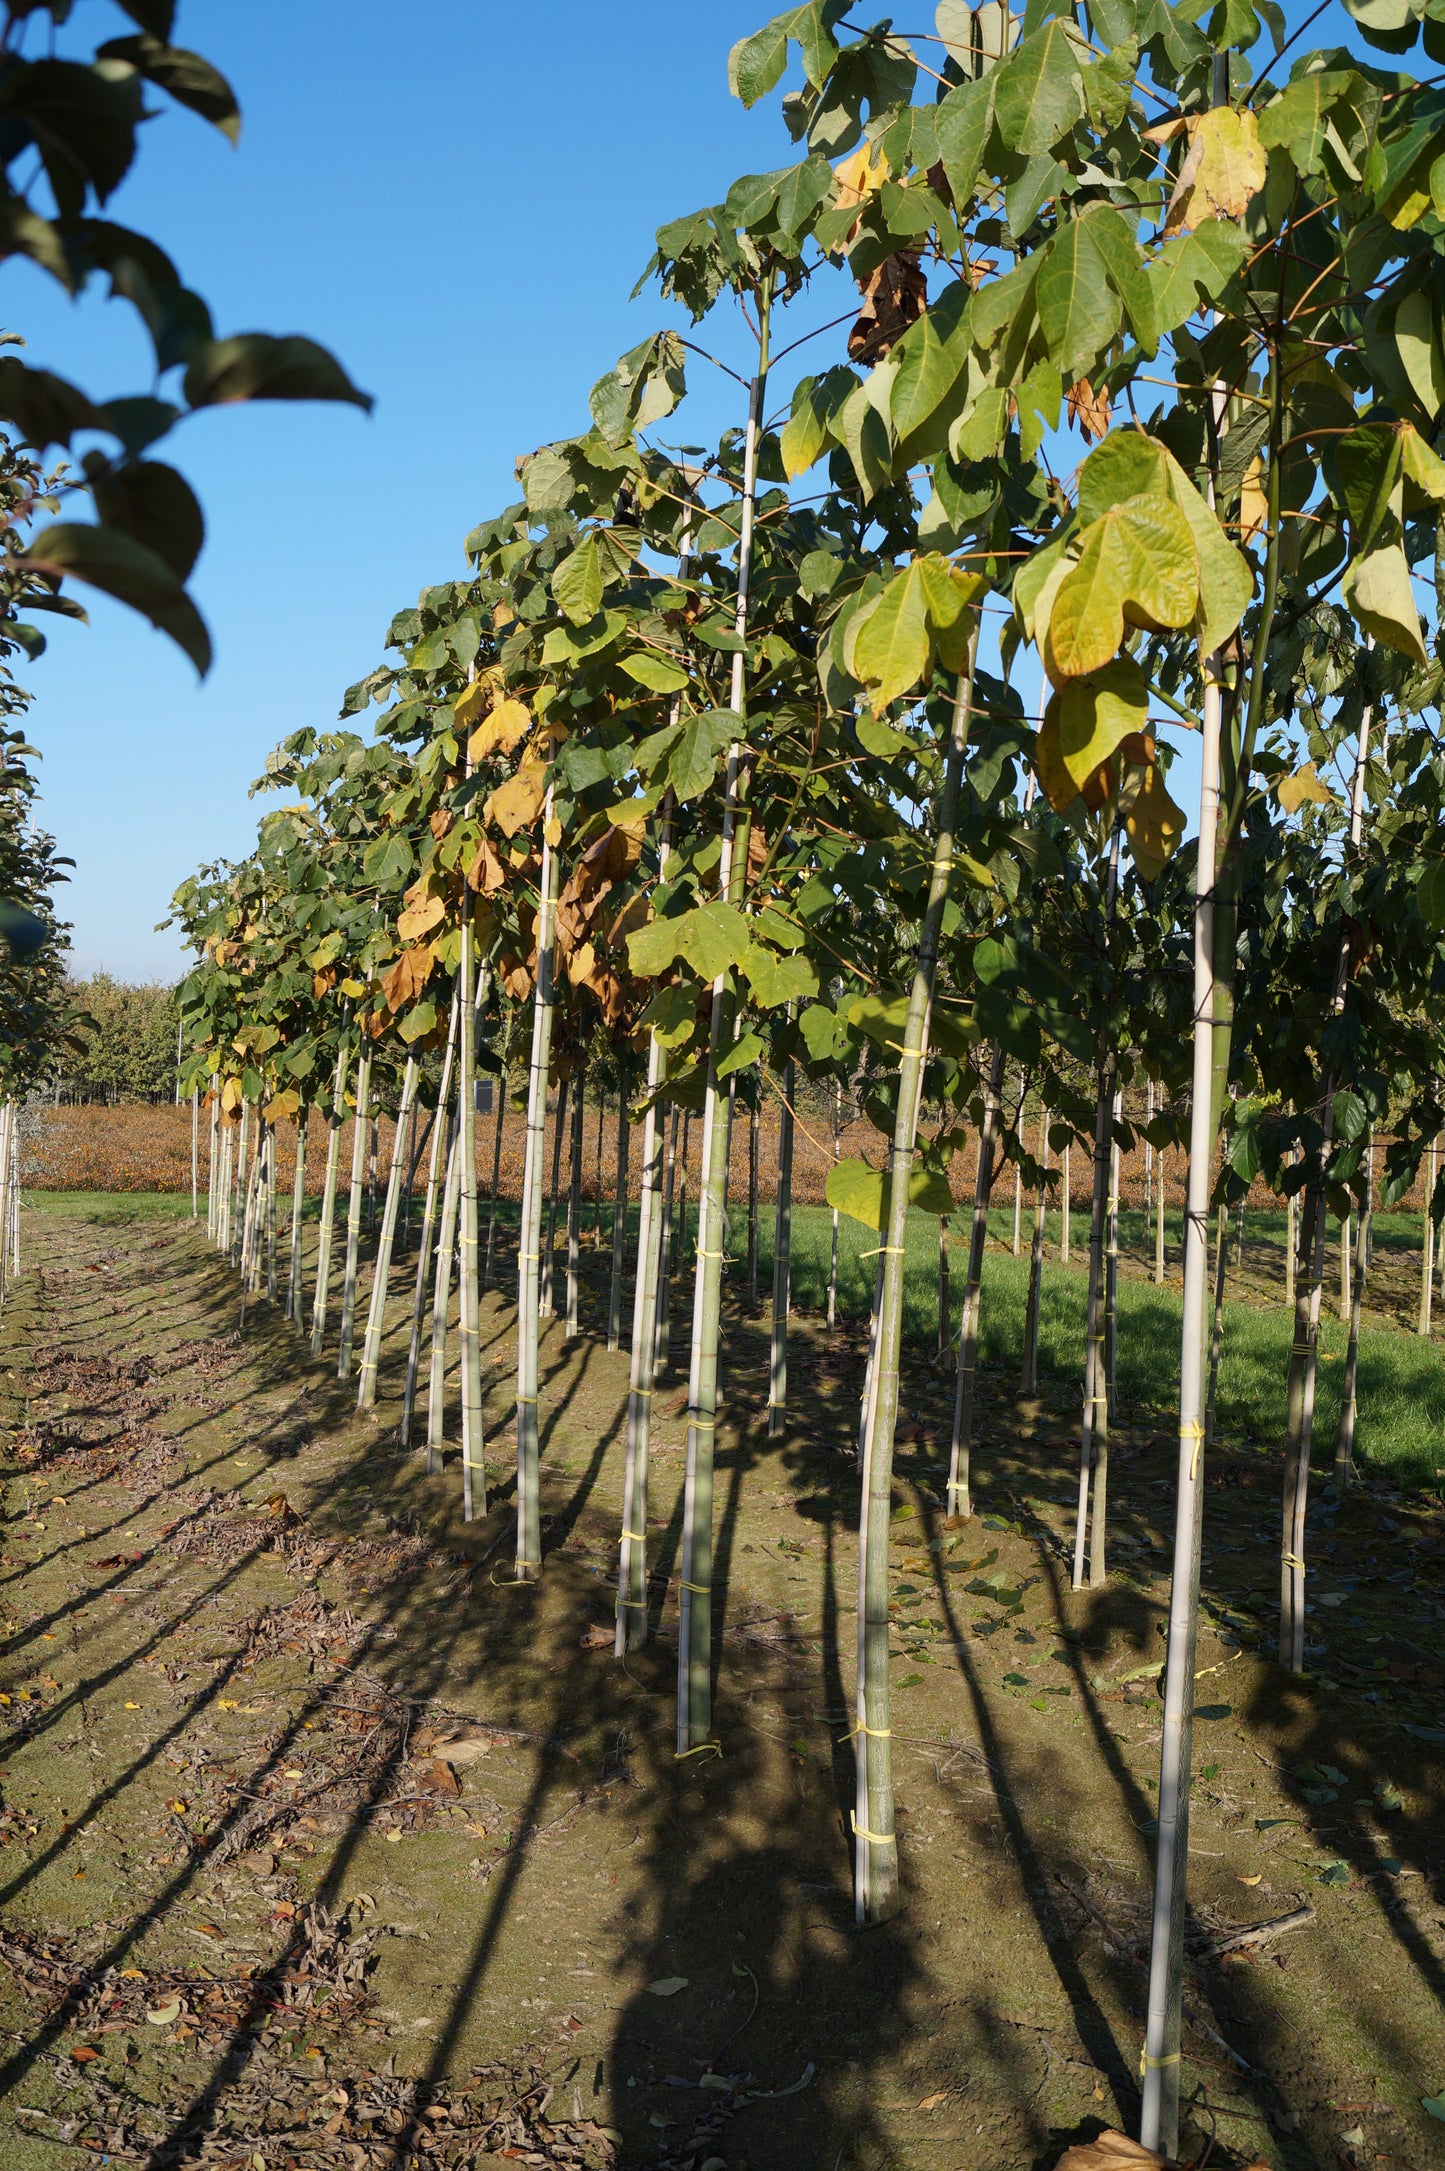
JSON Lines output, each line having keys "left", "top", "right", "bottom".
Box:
{"left": 848, "top": 251, "right": 927, "bottom": 362}
{"left": 1067, "top": 377, "right": 1111, "bottom": 443}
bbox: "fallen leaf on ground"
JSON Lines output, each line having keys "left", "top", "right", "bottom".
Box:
{"left": 648, "top": 1977, "right": 688, "bottom": 1997}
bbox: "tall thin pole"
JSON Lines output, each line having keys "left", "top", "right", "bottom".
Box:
{"left": 459, "top": 948, "right": 485, "bottom": 1521}
{"left": 403, "top": 992, "right": 459, "bottom": 1448}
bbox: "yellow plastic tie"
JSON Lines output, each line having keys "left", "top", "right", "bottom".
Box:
{"left": 1283, "top": 1552, "right": 1307, "bottom": 1572}
{"left": 859, "top": 1243, "right": 905, "bottom": 1259}
{"left": 1180, "top": 1421, "right": 1205, "bottom": 1440}
{"left": 1140, "top": 2050, "right": 1181, "bottom": 2075}
{"left": 517, "top": 1394, "right": 537, "bottom": 1406}
{"left": 680, "top": 1578, "right": 710, "bottom": 1594}
{"left": 847, "top": 1720, "right": 892, "bottom": 1739}
{"left": 617, "top": 1596, "right": 647, "bottom": 1610}
{"left": 621, "top": 1529, "right": 646, "bottom": 1543}
{"left": 675, "top": 1740, "right": 721, "bottom": 1761}
{"left": 851, "top": 1811, "right": 893, "bottom": 1844}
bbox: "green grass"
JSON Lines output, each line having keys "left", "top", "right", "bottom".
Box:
{"left": 21, "top": 1189, "right": 198, "bottom": 1224}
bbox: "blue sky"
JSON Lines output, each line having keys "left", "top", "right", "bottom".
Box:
{"left": 21, "top": 0, "right": 782, "bottom": 978}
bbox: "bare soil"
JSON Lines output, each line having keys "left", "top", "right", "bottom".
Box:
{"left": 1, "top": 1208, "right": 1443, "bottom": 2170}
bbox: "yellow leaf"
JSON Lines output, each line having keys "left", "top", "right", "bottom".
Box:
{"left": 454, "top": 679, "right": 490, "bottom": 730}
{"left": 544, "top": 815, "right": 562, "bottom": 848}
{"left": 834, "top": 140, "right": 889, "bottom": 212}
{"left": 1237, "top": 1872, "right": 1262, "bottom": 1887}
{"left": 124, "top": 1700, "right": 139, "bottom": 1709}
{"left": 469, "top": 698, "right": 533, "bottom": 763}
{"left": 397, "top": 893, "right": 446, "bottom": 942}
{"left": 1276, "top": 762, "right": 1336, "bottom": 813}
{"left": 1343, "top": 542, "right": 1427, "bottom": 664}
{"left": 1124, "top": 760, "right": 1187, "bottom": 880}
{"left": 338, "top": 976, "right": 366, "bottom": 998}
{"left": 1164, "top": 106, "right": 1266, "bottom": 234}
{"left": 1040, "top": 657, "right": 1151, "bottom": 808}
{"left": 219, "top": 1077, "right": 242, "bottom": 1114}
{"left": 1044, "top": 494, "right": 1198, "bottom": 683}
{"left": 566, "top": 939, "right": 597, "bottom": 988}
{"left": 485, "top": 756, "right": 548, "bottom": 838}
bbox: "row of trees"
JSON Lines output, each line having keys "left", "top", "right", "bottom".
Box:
{"left": 172, "top": 0, "right": 1445, "bottom": 2153}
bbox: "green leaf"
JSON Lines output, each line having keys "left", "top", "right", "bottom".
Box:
{"left": 1343, "top": 543, "right": 1427, "bottom": 663}
{"left": 1256, "top": 69, "right": 1357, "bottom": 177}
{"left": 1036, "top": 214, "right": 1123, "bottom": 377}
{"left": 1422, "top": 2093, "right": 1445, "bottom": 2123}
{"left": 826, "top": 1154, "right": 955, "bottom": 1230}
{"left": 935, "top": 73, "right": 997, "bottom": 209}
{"left": 729, "top": 19, "right": 789, "bottom": 105}
{"left": 619, "top": 651, "right": 690, "bottom": 693}
{"left": 181, "top": 334, "right": 372, "bottom": 411}
{"left": 993, "top": 19, "right": 1087, "bottom": 156}
{"left": 87, "top": 457, "right": 203, "bottom": 581}
{"left": 19, "top": 519, "right": 211, "bottom": 675}
{"left": 667, "top": 708, "right": 738, "bottom": 801}
{"left": 0, "top": 355, "right": 101, "bottom": 448}
{"left": 1125, "top": 761, "right": 1187, "bottom": 879}
{"left": 888, "top": 283, "right": 972, "bottom": 451}
{"left": 716, "top": 1029, "right": 763, "bottom": 1079}
{"left": 838, "top": 380, "right": 893, "bottom": 499}
{"left": 552, "top": 535, "right": 603, "bottom": 625}
{"left": 847, "top": 554, "right": 981, "bottom": 706}
{"left": 1044, "top": 493, "right": 1198, "bottom": 681}
{"left": 627, "top": 901, "right": 751, "bottom": 984}
{"left": 399, "top": 999, "right": 437, "bottom": 1044}
{"left": 1145, "top": 219, "right": 1252, "bottom": 337}
{"left": 1417, "top": 859, "right": 1445, "bottom": 928}
{"left": 799, "top": 1001, "right": 849, "bottom": 1061}
{"left": 743, "top": 944, "right": 820, "bottom": 1008}
{"left": 96, "top": 31, "right": 240, "bottom": 140}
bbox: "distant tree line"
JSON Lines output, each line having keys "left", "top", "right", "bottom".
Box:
{"left": 58, "top": 975, "right": 179, "bottom": 1105}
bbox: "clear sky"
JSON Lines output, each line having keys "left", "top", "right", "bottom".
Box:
{"left": 19, "top": 0, "right": 779, "bottom": 980}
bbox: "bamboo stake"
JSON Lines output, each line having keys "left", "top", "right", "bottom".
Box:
{"left": 1061, "top": 1144, "right": 1070, "bottom": 1261}
{"left": 1340, "top": 1209, "right": 1351, "bottom": 1321}
{"left": 459, "top": 946, "right": 485, "bottom": 1523}
{"left": 947, "top": 1038, "right": 1006, "bottom": 1518}
{"left": 264, "top": 1119, "right": 277, "bottom": 1303}
{"left": 1104, "top": 1092, "right": 1121, "bottom": 1424}
{"left": 539, "top": 1077, "right": 568, "bottom": 1320}
{"left": 1072, "top": 834, "right": 1121, "bottom": 1590}
{"left": 216, "top": 1122, "right": 232, "bottom": 1257}
{"left": 1337, "top": 1124, "right": 1371, "bottom": 1484}
{"left": 1285, "top": 1162, "right": 1297, "bottom": 1312}
{"left": 403, "top": 993, "right": 459, "bottom": 1449}
{"left": 366, "top": 1113, "right": 379, "bottom": 1235}
{"left": 515, "top": 782, "right": 558, "bottom": 1577}
{"left": 565, "top": 1074, "right": 584, "bottom": 1340}
{"left": 191, "top": 1088, "right": 199, "bottom": 1220}
{"left": 427, "top": 1125, "right": 461, "bottom": 1474}
{"left": 1021, "top": 1110, "right": 1050, "bottom": 1396}
{"left": 827, "top": 1081, "right": 842, "bottom": 1331}
{"left": 857, "top": 1252, "right": 885, "bottom": 1470}
{"left": 483, "top": 1046, "right": 507, "bottom": 1292}
{"left": 207, "top": 1077, "right": 219, "bottom": 1240}
{"left": 287, "top": 1106, "right": 307, "bottom": 1328}
{"left": 767, "top": 1049, "right": 795, "bottom": 1438}
{"left": 357, "top": 1055, "right": 420, "bottom": 1411}
{"left": 337, "top": 1046, "right": 372, "bottom": 1380}
{"left": 1204, "top": 1202, "right": 1228, "bottom": 1448}
{"left": 747, "top": 1089, "right": 759, "bottom": 1304}
{"left": 854, "top": 611, "right": 980, "bottom": 1925}
{"left": 607, "top": 1087, "right": 630, "bottom": 1352}
{"left": 1419, "top": 1134, "right": 1436, "bottom": 1336}
{"left": 231, "top": 1100, "right": 249, "bottom": 1269}
{"left": 1155, "top": 1140, "right": 1167, "bottom": 1284}
{"left": 310, "top": 1034, "right": 350, "bottom": 1358}
{"left": 678, "top": 289, "right": 770, "bottom": 1754}
{"left": 937, "top": 1214, "right": 951, "bottom": 1368}
{"left": 655, "top": 1104, "right": 679, "bottom": 1370}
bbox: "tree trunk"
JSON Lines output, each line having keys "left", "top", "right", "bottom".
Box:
{"left": 565, "top": 1075, "right": 584, "bottom": 1340}
{"left": 1336, "top": 1126, "right": 1371, "bottom": 1485}
{"left": 1021, "top": 1111, "right": 1050, "bottom": 1396}
{"left": 936, "top": 1214, "right": 951, "bottom": 1368}
{"left": 747, "top": 1090, "right": 760, "bottom": 1305}
{"left": 191, "top": 1088, "right": 199, "bottom": 1220}
{"left": 484, "top": 1046, "right": 507, "bottom": 1290}
{"left": 515, "top": 800, "right": 558, "bottom": 1577}
{"left": 427, "top": 1126, "right": 461, "bottom": 1476}
{"left": 1419, "top": 1135, "right": 1436, "bottom": 1335}
{"left": 1280, "top": 1182, "right": 1326, "bottom": 1672}
{"left": 357, "top": 1056, "right": 420, "bottom": 1411}
{"left": 403, "top": 998, "right": 459, "bottom": 1450}
{"left": 1154, "top": 1142, "right": 1166, "bottom": 1285}
{"left": 1104, "top": 1094, "right": 1121, "bottom": 1424}
{"left": 459, "top": 941, "right": 485, "bottom": 1523}
{"left": 539, "top": 1077, "right": 568, "bottom": 1320}
{"left": 1204, "top": 1203, "right": 1229, "bottom": 1449}
{"left": 607, "top": 1089, "right": 630, "bottom": 1353}
{"left": 337, "top": 1048, "right": 372, "bottom": 1380}
{"left": 767, "top": 1055, "right": 796, "bottom": 1439}
{"left": 655, "top": 1104, "right": 679, "bottom": 1371}
{"left": 828, "top": 1081, "right": 842, "bottom": 1331}
{"left": 947, "top": 1038, "right": 1006, "bottom": 1518}
{"left": 854, "top": 613, "right": 980, "bottom": 1926}
{"left": 287, "top": 1107, "right": 307, "bottom": 1330}
{"left": 264, "top": 1119, "right": 278, "bottom": 1303}
{"left": 207, "top": 1078, "right": 220, "bottom": 1240}
{"left": 310, "top": 1038, "right": 349, "bottom": 1359}
{"left": 1060, "top": 1144, "right": 1070, "bottom": 1262}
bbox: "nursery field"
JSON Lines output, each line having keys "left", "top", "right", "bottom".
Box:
{"left": 1, "top": 1197, "right": 1444, "bottom": 2170}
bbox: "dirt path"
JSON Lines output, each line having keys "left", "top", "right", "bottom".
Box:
{"left": 1, "top": 1207, "right": 1443, "bottom": 2169}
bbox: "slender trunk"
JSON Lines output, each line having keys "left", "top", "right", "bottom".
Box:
{"left": 484, "top": 1056, "right": 507, "bottom": 1291}
{"left": 1022, "top": 1111, "right": 1050, "bottom": 1395}
{"left": 1340, "top": 1209, "right": 1351, "bottom": 1321}
{"left": 357, "top": 1056, "right": 420, "bottom": 1411}
{"left": 937, "top": 1214, "right": 951, "bottom": 1368}
{"left": 287, "top": 1109, "right": 307, "bottom": 1329}
{"left": 854, "top": 614, "right": 981, "bottom": 1924}
{"left": 616, "top": 797, "right": 675, "bottom": 1653}
{"left": 678, "top": 299, "right": 770, "bottom": 1754}
{"left": 238, "top": 1124, "right": 263, "bottom": 1325}
{"left": 1281, "top": 1184, "right": 1326, "bottom": 1670}
{"left": 857, "top": 1253, "right": 886, "bottom": 1471}
{"left": 366, "top": 1115, "right": 379, "bottom": 1235}
{"left": 655, "top": 1105, "right": 679, "bottom": 1368}
{"left": 1061, "top": 1144, "right": 1070, "bottom": 1262}
{"left": 828, "top": 1081, "right": 842, "bottom": 1331}
{"left": 565, "top": 1076, "right": 584, "bottom": 1339}
{"left": 592, "top": 1091, "right": 605, "bottom": 1249}
{"left": 403, "top": 995, "right": 459, "bottom": 1449}
{"left": 1104, "top": 1096, "right": 1121, "bottom": 1423}
{"left": 191, "top": 1088, "right": 199, "bottom": 1220}
{"left": 1419, "top": 1136, "right": 1437, "bottom": 1335}
{"left": 1072, "top": 835, "right": 1121, "bottom": 1590}
{"left": 767, "top": 1053, "right": 796, "bottom": 1438}
{"left": 427, "top": 1125, "right": 461, "bottom": 1474}
{"left": 948, "top": 1038, "right": 1006, "bottom": 1518}
{"left": 216, "top": 1124, "right": 232, "bottom": 1257}
{"left": 459, "top": 941, "right": 484, "bottom": 1522}
{"left": 264, "top": 1120, "right": 278, "bottom": 1302}
{"left": 746, "top": 1090, "right": 760, "bottom": 1306}
{"left": 1012, "top": 1159, "right": 1022, "bottom": 1256}
{"left": 539, "top": 1078, "right": 568, "bottom": 1319}
{"left": 607, "top": 1089, "right": 630, "bottom": 1352}
{"left": 231, "top": 1101, "right": 249, "bottom": 1270}
{"left": 1144, "top": 1079, "right": 1154, "bottom": 1229}
{"left": 1337, "top": 1126, "right": 1371, "bottom": 1484}
{"left": 337, "top": 1047, "right": 372, "bottom": 1380}
{"left": 310, "top": 1036, "right": 350, "bottom": 1359}
{"left": 207, "top": 1078, "right": 219, "bottom": 1241}
{"left": 1285, "top": 1165, "right": 1297, "bottom": 1312}
{"left": 515, "top": 794, "right": 558, "bottom": 1577}
{"left": 1154, "top": 1141, "right": 1166, "bottom": 1284}
{"left": 1204, "top": 1203, "right": 1228, "bottom": 1448}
